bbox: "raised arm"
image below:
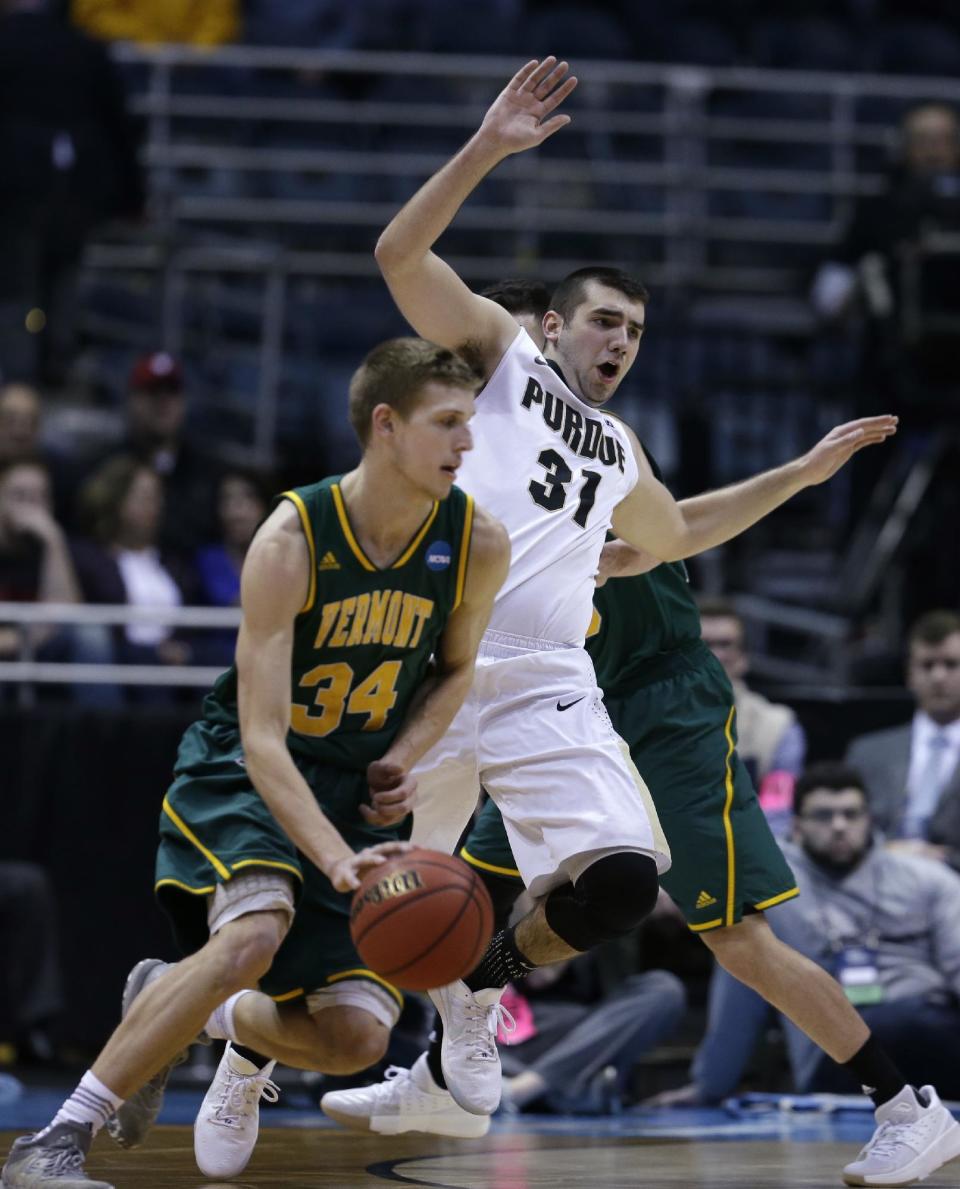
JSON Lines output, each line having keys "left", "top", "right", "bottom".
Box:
{"left": 366, "top": 507, "right": 510, "bottom": 823}
{"left": 610, "top": 416, "right": 897, "bottom": 564}
{"left": 375, "top": 58, "right": 577, "bottom": 376}
{"left": 237, "top": 505, "right": 403, "bottom": 891}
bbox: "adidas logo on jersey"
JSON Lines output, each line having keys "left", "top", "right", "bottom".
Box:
{"left": 318, "top": 551, "right": 340, "bottom": 571}
{"left": 696, "top": 890, "right": 717, "bottom": 909}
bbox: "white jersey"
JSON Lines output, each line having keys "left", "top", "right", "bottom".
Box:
{"left": 455, "top": 328, "right": 639, "bottom": 645}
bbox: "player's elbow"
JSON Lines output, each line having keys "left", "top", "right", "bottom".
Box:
{"left": 374, "top": 229, "right": 407, "bottom": 277}
{"left": 241, "top": 733, "right": 287, "bottom": 784}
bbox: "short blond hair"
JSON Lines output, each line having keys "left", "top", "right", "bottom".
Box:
{"left": 348, "top": 338, "right": 480, "bottom": 448}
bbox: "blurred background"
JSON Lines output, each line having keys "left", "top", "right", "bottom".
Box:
{"left": 3, "top": 0, "right": 960, "bottom": 1115}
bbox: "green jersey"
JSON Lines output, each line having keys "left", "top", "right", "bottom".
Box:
{"left": 203, "top": 475, "right": 475, "bottom": 770}
{"left": 587, "top": 448, "right": 702, "bottom": 694}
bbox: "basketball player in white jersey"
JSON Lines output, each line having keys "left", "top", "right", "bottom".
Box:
{"left": 318, "top": 57, "right": 905, "bottom": 1157}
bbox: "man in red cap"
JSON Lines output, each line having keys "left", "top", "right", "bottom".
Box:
{"left": 87, "top": 351, "right": 220, "bottom": 554}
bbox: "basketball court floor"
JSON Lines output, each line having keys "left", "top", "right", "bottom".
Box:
{"left": 4, "top": 1087, "right": 960, "bottom": 1188}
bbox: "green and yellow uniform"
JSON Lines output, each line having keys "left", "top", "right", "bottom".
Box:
{"left": 462, "top": 462, "right": 797, "bottom": 932}
{"left": 156, "top": 476, "right": 475, "bottom": 1001}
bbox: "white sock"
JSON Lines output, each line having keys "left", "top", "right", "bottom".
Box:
{"left": 204, "top": 989, "right": 257, "bottom": 1042}
{"left": 47, "top": 1071, "right": 124, "bottom": 1136}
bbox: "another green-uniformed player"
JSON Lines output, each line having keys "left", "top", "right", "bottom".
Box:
{"left": 1, "top": 337, "right": 509, "bottom": 1189}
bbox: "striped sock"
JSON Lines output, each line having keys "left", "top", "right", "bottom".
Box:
{"left": 47, "top": 1071, "right": 124, "bottom": 1136}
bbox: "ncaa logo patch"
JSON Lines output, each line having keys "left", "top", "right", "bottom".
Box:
{"left": 425, "top": 540, "right": 452, "bottom": 571}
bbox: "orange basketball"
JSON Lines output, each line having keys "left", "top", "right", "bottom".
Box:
{"left": 349, "top": 847, "right": 494, "bottom": 992}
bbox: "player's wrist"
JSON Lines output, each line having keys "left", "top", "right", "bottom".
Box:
{"left": 468, "top": 127, "right": 513, "bottom": 167}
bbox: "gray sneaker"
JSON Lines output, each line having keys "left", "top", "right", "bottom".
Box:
{"left": 1, "top": 1122, "right": 114, "bottom": 1188}
{"left": 104, "top": 959, "right": 188, "bottom": 1149}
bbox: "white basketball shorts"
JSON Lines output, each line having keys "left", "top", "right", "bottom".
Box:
{"left": 412, "top": 630, "right": 671, "bottom": 897}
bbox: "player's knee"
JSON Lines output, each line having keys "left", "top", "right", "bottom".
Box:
{"left": 577, "top": 851, "right": 660, "bottom": 935}
{"left": 309, "top": 1009, "right": 389, "bottom": 1075}
{"left": 207, "top": 918, "right": 284, "bottom": 993}
{"left": 545, "top": 852, "right": 659, "bottom": 951}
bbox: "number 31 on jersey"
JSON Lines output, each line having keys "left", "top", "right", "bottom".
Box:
{"left": 529, "top": 448, "right": 602, "bottom": 529}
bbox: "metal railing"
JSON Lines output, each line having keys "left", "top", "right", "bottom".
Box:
{"left": 78, "top": 45, "right": 960, "bottom": 467}
{"left": 0, "top": 603, "right": 239, "bottom": 688}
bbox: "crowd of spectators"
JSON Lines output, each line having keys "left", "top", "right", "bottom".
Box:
{"left": 0, "top": 353, "right": 271, "bottom": 704}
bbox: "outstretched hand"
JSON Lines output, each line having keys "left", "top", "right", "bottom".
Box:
{"left": 800, "top": 415, "right": 898, "bottom": 485}
{"left": 479, "top": 57, "right": 578, "bottom": 156}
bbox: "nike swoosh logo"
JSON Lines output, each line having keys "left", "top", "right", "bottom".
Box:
{"left": 556, "top": 697, "right": 585, "bottom": 712}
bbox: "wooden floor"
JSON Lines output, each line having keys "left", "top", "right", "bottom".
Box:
{"left": 5, "top": 1127, "right": 959, "bottom": 1189}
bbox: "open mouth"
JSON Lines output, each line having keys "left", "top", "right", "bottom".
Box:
{"left": 598, "top": 362, "right": 619, "bottom": 381}
{"left": 440, "top": 464, "right": 458, "bottom": 477}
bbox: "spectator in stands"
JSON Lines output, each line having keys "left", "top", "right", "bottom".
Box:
{"left": 0, "top": 457, "right": 114, "bottom": 702}
{"left": 0, "top": 383, "right": 82, "bottom": 524}
{"left": 813, "top": 103, "right": 960, "bottom": 607}
{"left": 671, "top": 762, "right": 960, "bottom": 1102}
{"left": 0, "top": 0, "right": 143, "bottom": 385}
{"left": 97, "top": 352, "right": 220, "bottom": 555}
{"left": 193, "top": 468, "right": 269, "bottom": 667}
{"left": 71, "top": 0, "right": 238, "bottom": 47}
{"left": 72, "top": 455, "right": 199, "bottom": 700}
{"left": 0, "top": 384, "right": 41, "bottom": 467}
{"left": 700, "top": 598, "right": 806, "bottom": 832}
{"left": 498, "top": 956, "right": 686, "bottom": 1115}
{"left": 845, "top": 610, "right": 960, "bottom": 870}
{"left": 811, "top": 102, "right": 960, "bottom": 416}
{"left": 0, "top": 459, "right": 80, "bottom": 659}
{"left": 195, "top": 468, "right": 269, "bottom": 610}
{"left": 0, "top": 861, "right": 64, "bottom": 1068}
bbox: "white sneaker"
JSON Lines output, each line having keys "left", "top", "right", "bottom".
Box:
{"left": 321, "top": 1055, "right": 490, "bottom": 1138}
{"left": 428, "top": 981, "right": 513, "bottom": 1115}
{"left": 842, "top": 1084, "right": 960, "bottom": 1186}
{"left": 193, "top": 1043, "right": 280, "bottom": 1178}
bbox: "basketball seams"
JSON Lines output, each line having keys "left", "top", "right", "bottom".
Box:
{"left": 378, "top": 886, "right": 482, "bottom": 981}
{"left": 350, "top": 852, "right": 493, "bottom": 990}
{"left": 352, "top": 883, "right": 466, "bottom": 947}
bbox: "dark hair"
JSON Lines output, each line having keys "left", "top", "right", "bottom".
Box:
{"left": 481, "top": 279, "right": 551, "bottom": 320}
{"left": 348, "top": 338, "right": 481, "bottom": 449}
{"left": 698, "top": 597, "right": 742, "bottom": 626}
{"left": 908, "top": 609, "right": 960, "bottom": 650}
{"left": 793, "top": 762, "right": 868, "bottom": 816}
{"left": 0, "top": 455, "right": 49, "bottom": 485}
{"left": 79, "top": 454, "right": 155, "bottom": 544}
{"left": 549, "top": 267, "right": 650, "bottom": 322}
{"left": 219, "top": 466, "right": 272, "bottom": 510}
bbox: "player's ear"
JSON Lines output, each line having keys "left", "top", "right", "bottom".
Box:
{"left": 542, "top": 310, "right": 563, "bottom": 344}
{"left": 370, "top": 402, "right": 396, "bottom": 439}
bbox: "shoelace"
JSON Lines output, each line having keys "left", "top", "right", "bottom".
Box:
{"left": 464, "top": 1000, "right": 516, "bottom": 1061}
{"left": 862, "top": 1118, "right": 924, "bottom": 1161}
{"left": 35, "top": 1141, "right": 85, "bottom": 1176}
{"left": 375, "top": 1066, "right": 414, "bottom": 1103}
{"left": 212, "top": 1070, "right": 281, "bottom": 1127}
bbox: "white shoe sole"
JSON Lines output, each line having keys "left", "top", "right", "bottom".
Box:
{"left": 321, "top": 1102, "right": 490, "bottom": 1138}
{"left": 842, "top": 1118, "right": 960, "bottom": 1186}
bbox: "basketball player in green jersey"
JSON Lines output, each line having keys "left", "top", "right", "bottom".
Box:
{"left": 325, "top": 282, "right": 960, "bottom": 1187}
{"left": 1, "top": 338, "right": 510, "bottom": 1189}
